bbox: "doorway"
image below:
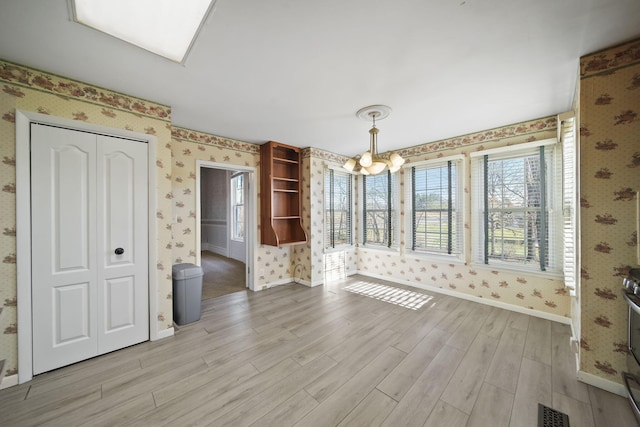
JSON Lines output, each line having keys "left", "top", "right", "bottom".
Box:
{"left": 196, "top": 161, "right": 255, "bottom": 295}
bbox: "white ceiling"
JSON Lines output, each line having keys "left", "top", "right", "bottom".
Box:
{"left": 0, "top": 0, "right": 639, "bottom": 157}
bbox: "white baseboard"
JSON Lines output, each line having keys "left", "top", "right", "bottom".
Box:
{"left": 261, "top": 272, "right": 338, "bottom": 289}
{"left": 295, "top": 278, "right": 323, "bottom": 287}
{"left": 299, "top": 269, "right": 360, "bottom": 288}
{"left": 257, "top": 278, "right": 294, "bottom": 290}
{"left": 202, "top": 243, "right": 227, "bottom": 257}
{"left": 0, "top": 374, "right": 18, "bottom": 390}
{"left": 356, "top": 270, "right": 571, "bottom": 325}
{"left": 577, "top": 370, "right": 626, "bottom": 397}
{"left": 154, "top": 327, "right": 175, "bottom": 340}
{"left": 295, "top": 278, "right": 313, "bottom": 287}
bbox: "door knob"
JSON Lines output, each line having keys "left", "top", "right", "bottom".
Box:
{"left": 115, "top": 248, "right": 124, "bottom": 255}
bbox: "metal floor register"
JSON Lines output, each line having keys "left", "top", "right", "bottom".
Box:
{"left": 538, "top": 403, "right": 570, "bottom": 427}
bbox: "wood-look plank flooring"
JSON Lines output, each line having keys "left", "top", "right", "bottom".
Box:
{"left": 0, "top": 275, "right": 636, "bottom": 426}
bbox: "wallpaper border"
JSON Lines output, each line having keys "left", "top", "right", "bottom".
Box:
{"left": 580, "top": 37, "right": 640, "bottom": 79}
{"left": 398, "top": 116, "right": 557, "bottom": 157}
{"left": 171, "top": 125, "right": 259, "bottom": 154}
{"left": 310, "top": 116, "right": 558, "bottom": 161}
{"left": 0, "top": 58, "right": 171, "bottom": 121}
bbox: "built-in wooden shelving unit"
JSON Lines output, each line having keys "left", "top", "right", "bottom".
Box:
{"left": 260, "top": 141, "right": 307, "bottom": 246}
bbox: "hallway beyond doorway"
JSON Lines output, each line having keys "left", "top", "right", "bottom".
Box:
{"left": 200, "top": 251, "right": 246, "bottom": 300}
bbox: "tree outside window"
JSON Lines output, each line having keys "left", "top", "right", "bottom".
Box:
{"left": 411, "top": 159, "right": 461, "bottom": 255}
{"left": 363, "top": 171, "right": 396, "bottom": 247}
{"left": 324, "top": 169, "right": 352, "bottom": 248}
{"left": 474, "top": 143, "right": 559, "bottom": 272}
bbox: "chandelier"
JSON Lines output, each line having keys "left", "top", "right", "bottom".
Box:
{"left": 343, "top": 105, "right": 405, "bottom": 175}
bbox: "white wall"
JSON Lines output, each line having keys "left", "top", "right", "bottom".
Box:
{"left": 200, "top": 168, "right": 228, "bottom": 255}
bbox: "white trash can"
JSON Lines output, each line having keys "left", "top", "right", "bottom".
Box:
{"left": 172, "top": 263, "right": 204, "bottom": 325}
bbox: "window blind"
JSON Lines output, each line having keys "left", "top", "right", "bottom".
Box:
{"left": 472, "top": 143, "right": 559, "bottom": 271}
{"left": 324, "top": 168, "right": 353, "bottom": 248}
{"left": 410, "top": 160, "right": 462, "bottom": 254}
{"left": 363, "top": 171, "right": 396, "bottom": 247}
{"left": 560, "top": 112, "right": 577, "bottom": 290}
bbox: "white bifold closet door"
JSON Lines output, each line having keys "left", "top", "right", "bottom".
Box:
{"left": 30, "top": 123, "right": 149, "bottom": 375}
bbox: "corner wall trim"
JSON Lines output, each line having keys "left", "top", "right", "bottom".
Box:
{"left": 577, "top": 370, "right": 626, "bottom": 397}
{"left": 261, "top": 278, "right": 297, "bottom": 289}
{"left": 0, "top": 375, "right": 18, "bottom": 391}
{"left": 154, "top": 327, "right": 175, "bottom": 341}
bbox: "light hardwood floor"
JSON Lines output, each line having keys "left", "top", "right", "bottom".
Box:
{"left": 0, "top": 275, "right": 636, "bottom": 426}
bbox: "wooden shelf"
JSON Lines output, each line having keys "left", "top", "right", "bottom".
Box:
{"left": 260, "top": 141, "right": 307, "bottom": 246}
{"left": 273, "top": 157, "right": 298, "bottom": 164}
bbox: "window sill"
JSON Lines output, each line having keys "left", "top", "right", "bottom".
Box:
{"left": 406, "top": 250, "right": 465, "bottom": 264}
{"left": 358, "top": 244, "right": 400, "bottom": 255}
{"left": 324, "top": 245, "right": 355, "bottom": 254}
{"left": 469, "top": 262, "right": 563, "bottom": 280}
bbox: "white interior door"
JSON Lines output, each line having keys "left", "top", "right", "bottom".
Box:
{"left": 96, "top": 135, "right": 149, "bottom": 354}
{"left": 31, "top": 124, "right": 148, "bottom": 375}
{"left": 31, "top": 125, "right": 97, "bottom": 374}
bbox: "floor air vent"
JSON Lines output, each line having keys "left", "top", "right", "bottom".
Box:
{"left": 538, "top": 403, "right": 570, "bottom": 427}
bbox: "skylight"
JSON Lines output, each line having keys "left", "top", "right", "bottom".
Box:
{"left": 72, "top": 0, "right": 214, "bottom": 63}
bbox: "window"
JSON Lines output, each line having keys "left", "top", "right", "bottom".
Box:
{"left": 472, "top": 140, "right": 560, "bottom": 272}
{"left": 559, "top": 112, "right": 577, "bottom": 290}
{"left": 409, "top": 157, "right": 463, "bottom": 255}
{"left": 324, "top": 168, "right": 353, "bottom": 248}
{"left": 363, "top": 171, "right": 397, "bottom": 248}
{"left": 230, "top": 173, "right": 244, "bottom": 241}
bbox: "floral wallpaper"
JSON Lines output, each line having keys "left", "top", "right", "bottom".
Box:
{"left": 300, "top": 118, "right": 568, "bottom": 315}
{"left": 579, "top": 38, "right": 640, "bottom": 383}
{"left": 296, "top": 152, "right": 313, "bottom": 284}
{"left": 397, "top": 117, "right": 558, "bottom": 157}
{"left": 0, "top": 36, "right": 636, "bottom": 390}
{"left": 303, "top": 148, "right": 358, "bottom": 286}
{"left": 170, "top": 128, "right": 300, "bottom": 289}
{"left": 350, "top": 116, "right": 570, "bottom": 318}
{"left": 0, "top": 59, "right": 174, "bottom": 379}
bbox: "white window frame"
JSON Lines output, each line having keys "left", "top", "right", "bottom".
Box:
{"left": 360, "top": 170, "right": 400, "bottom": 250}
{"left": 470, "top": 138, "right": 562, "bottom": 275}
{"left": 404, "top": 155, "right": 465, "bottom": 261}
{"left": 230, "top": 172, "right": 244, "bottom": 242}
{"left": 324, "top": 166, "right": 354, "bottom": 251}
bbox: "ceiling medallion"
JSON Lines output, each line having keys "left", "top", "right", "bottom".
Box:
{"left": 343, "top": 105, "right": 404, "bottom": 175}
